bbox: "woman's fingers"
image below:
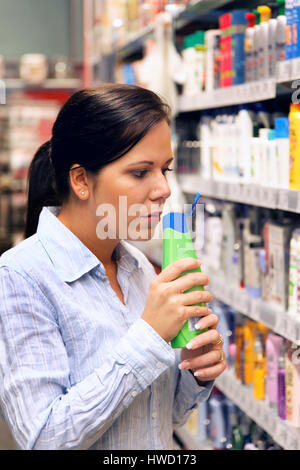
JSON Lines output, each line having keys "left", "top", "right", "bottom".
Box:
{"left": 180, "top": 348, "right": 226, "bottom": 371}
{"left": 184, "top": 317, "right": 220, "bottom": 350}
{"left": 193, "top": 359, "right": 227, "bottom": 381}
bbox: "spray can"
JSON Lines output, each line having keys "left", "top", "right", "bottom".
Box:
{"left": 162, "top": 193, "right": 208, "bottom": 349}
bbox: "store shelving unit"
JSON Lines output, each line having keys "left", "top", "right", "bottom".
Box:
{"left": 215, "top": 370, "right": 300, "bottom": 450}
{"left": 204, "top": 266, "right": 300, "bottom": 345}
{"left": 178, "top": 174, "right": 300, "bottom": 213}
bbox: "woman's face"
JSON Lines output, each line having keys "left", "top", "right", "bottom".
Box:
{"left": 89, "top": 120, "right": 173, "bottom": 242}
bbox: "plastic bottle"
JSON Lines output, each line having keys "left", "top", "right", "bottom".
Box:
{"left": 266, "top": 129, "right": 278, "bottom": 187}
{"left": 275, "top": 117, "right": 290, "bottom": 189}
{"left": 276, "top": 0, "right": 287, "bottom": 62}
{"left": 277, "top": 340, "right": 287, "bottom": 420}
{"left": 243, "top": 320, "right": 257, "bottom": 384}
{"left": 257, "top": 6, "right": 272, "bottom": 80}
{"left": 236, "top": 105, "right": 255, "bottom": 183}
{"left": 205, "top": 30, "right": 221, "bottom": 92}
{"left": 285, "top": 343, "right": 300, "bottom": 427}
{"left": 268, "top": 3, "right": 280, "bottom": 77}
{"left": 199, "top": 112, "right": 212, "bottom": 180}
{"left": 253, "top": 332, "right": 266, "bottom": 400}
{"left": 266, "top": 333, "right": 284, "bottom": 413}
{"left": 182, "top": 35, "right": 200, "bottom": 96}
{"left": 294, "top": 0, "right": 300, "bottom": 58}
{"left": 162, "top": 194, "right": 208, "bottom": 349}
{"left": 289, "top": 103, "right": 300, "bottom": 190}
{"left": 245, "top": 12, "right": 257, "bottom": 82}
{"left": 253, "top": 9, "right": 262, "bottom": 81}
{"left": 286, "top": 0, "right": 295, "bottom": 60}
{"left": 194, "top": 31, "right": 206, "bottom": 92}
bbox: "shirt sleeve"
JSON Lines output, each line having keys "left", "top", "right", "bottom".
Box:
{"left": 0, "top": 266, "right": 175, "bottom": 450}
{"left": 172, "top": 349, "right": 214, "bottom": 429}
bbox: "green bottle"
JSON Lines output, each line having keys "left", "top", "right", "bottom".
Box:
{"left": 162, "top": 193, "right": 208, "bottom": 349}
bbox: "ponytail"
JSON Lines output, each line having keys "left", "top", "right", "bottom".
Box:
{"left": 24, "top": 141, "right": 60, "bottom": 238}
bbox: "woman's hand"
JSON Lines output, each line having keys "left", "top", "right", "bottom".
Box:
{"left": 179, "top": 313, "right": 226, "bottom": 383}
{"left": 141, "top": 258, "right": 213, "bottom": 344}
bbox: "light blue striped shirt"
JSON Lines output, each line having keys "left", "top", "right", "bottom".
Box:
{"left": 0, "top": 206, "right": 213, "bottom": 450}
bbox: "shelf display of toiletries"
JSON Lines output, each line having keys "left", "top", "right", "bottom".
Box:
{"left": 200, "top": 202, "right": 300, "bottom": 315}
{"left": 181, "top": 0, "right": 300, "bottom": 97}
{"left": 176, "top": 101, "right": 300, "bottom": 191}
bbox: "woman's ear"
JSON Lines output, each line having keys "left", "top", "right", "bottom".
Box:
{"left": 69, "top": 164, "right": 89, "bottom": 200}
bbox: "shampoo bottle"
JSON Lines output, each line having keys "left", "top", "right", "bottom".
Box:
{"left": 162, "top": 194, "right": 208, "bottom": 349}
{"left": 285, "top": 343, "right": 300, "bottom": 427}
{"left": 253, "top": 332, "right": 267, "bottom": 400}
{"left": 275, "top": 0, "right": 287, "bottom": 62}
{"left": 286, "top": 0, "right": 295, "bottom": 60}
{"left": 245, "top": 12, "right": 257, "bottom": 82}
{"left": 277, "top": 339, "right": 287, "bottom": 420}
{"left": 289, "top": 103, "right": 300, "bottom": 190}
{"left": 275, "top": 117, "right": 290, "bottom": 190}
{"left": 257, "top": 5, "right": 272, "bottom": 79}
{"left": 268, "top": 3, "right": 280, "bottom": 77}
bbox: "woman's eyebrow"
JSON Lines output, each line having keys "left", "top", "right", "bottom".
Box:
{"left": 126, "top": 157, "right": 174, "bottom": 167}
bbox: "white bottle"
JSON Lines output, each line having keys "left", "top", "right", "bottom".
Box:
{"left": 268, "top": 5, "right": 279, "bottom": 77}
{"left": 250, "top": 134, "right": 261, "bottom": 183}
{"left": 182, "top": 35, "right": 199, "bottom": 96}
{"left": 199, "top": 113, "right": 212, "bottom": 179}
{"left": 253, "top": 11, "right": 261, "bottom": 81}
{"left": 275, "top": 117, "right": 290, "bottom": 189}
{"left": 236, "top": 106, "right": 254, "bottom": 183}
{"left": 259, "top": 128, "right": 271, "bottom": 185}
{"left": 276, "top": 0, "right": 287, "bottom": 62}
{"left": 266, "top": 129, "right": 278, "bottom": 187}
{"left": 257, "top": 6, "right": 272, "bottom": 80}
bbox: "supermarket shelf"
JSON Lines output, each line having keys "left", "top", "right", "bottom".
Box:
{"left": 178, "top": 79, "right": 276, "bottom": 112}
{"left": 178, "top": 174, "right": 300, "bottom": 214}
{"left": 178, "top": 59, "right": 300, "bottom": 113}
{"left": 215, "top": 370, "right": 300, "bottom": 450}
{"left": 4, "top": 78, "right": 82, "bottom": 90}
{"left": 175, "top": 427, "right": 212, "bottom": 450}
{"left": 205, "top": 267, "right": 300, "bottom": 346}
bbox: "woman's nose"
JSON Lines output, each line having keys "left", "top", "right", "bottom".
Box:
{"left": 149, "top": 173, "right": 171, "bottom": 202}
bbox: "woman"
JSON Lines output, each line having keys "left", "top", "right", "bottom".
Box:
{"left": 0, "top": 84, "right": 226, "bottom": 450}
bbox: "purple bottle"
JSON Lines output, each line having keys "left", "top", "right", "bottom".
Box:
{"left": 277, "top": 341, "right": 286, "bottom": 420}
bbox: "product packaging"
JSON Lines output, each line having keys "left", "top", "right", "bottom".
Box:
{"left": 289, "top": 103, "right": 300, "bottom": 190}
{"left": 257, "top": 6, "right": 272, "bottom": 79}
{"left": 266, "top": 333, "right": 285, "bottom": 412}
{"left": 286, "top": 0, "right": 295, "bottom": 59}
{"left": 162, "top": 194, "right": 207, "bottom": 348}
{"left": 245, "top": 12, "right": 257, "bottom": 82}
{"left": 285, "top": 343, "right": 300, "bottom": 427}
{"left": 275, "top": 117, "right": 290, "bottom": 189}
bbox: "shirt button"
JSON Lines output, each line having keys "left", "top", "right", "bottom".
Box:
{"left": 152, "top": 412, "right": 157, "bottom": 419}
{"left": 156, "top": 361, "right": 163, "bottom": 369}
{"left": 132, "top": 391, "right": 137, "bottom": 397}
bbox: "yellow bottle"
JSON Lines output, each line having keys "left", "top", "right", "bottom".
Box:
{"left": 289, "top": 104, "right": 300, "bottom": 190}
{"left": 253, "top": 332, "right": 266, "bottom": 400}
{"left": 243, "top": 320, "right": 257, "bottom": 384}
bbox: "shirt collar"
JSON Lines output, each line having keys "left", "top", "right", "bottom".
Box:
{"left": 37, "top": 206, "right": 141, "bottom": 282}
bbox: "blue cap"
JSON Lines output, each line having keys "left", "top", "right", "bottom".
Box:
{"left": 275, "top": 117, "right": 289, "bottom": 139}
{"left": 163, "top": 212, "right": 189, "bottom": 233}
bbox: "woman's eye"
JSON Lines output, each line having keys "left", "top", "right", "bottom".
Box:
{"left": 132, "top": 167, "right": 173, "bottom": 179}
{"left": 132, "top": 170, "right": 148, "bottom": 178}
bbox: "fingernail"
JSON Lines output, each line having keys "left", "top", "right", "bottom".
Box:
{"left": 186, "top": 340, "right": 197, "bottom": 350}
{"left": 195, "top": 321, "right": 205, "bottom": 330}
{"left": 178, "top": 361, "right": 190, "bottom": 370}
{"left": 194, "top": 371, "right": 204, "bottom": 377}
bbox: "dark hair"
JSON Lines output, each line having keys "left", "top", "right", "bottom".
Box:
{"left": 24, "top": 83, "right": 171, "bottom": 238}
